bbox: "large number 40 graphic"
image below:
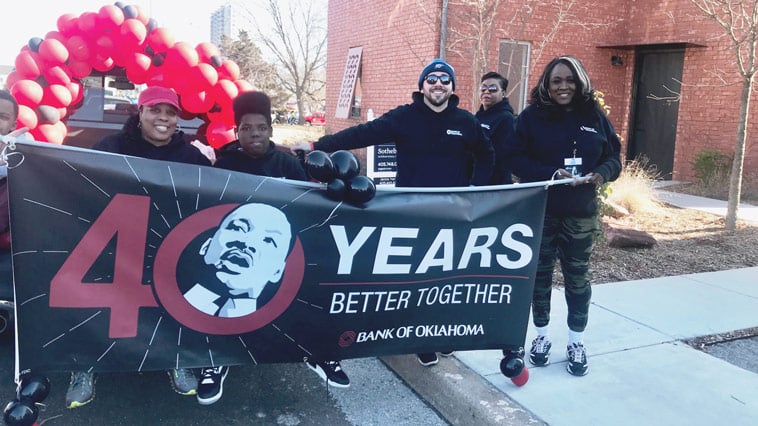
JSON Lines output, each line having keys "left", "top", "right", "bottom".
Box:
{"left": 49, "top": 194, "right": 159, "bottom": 338}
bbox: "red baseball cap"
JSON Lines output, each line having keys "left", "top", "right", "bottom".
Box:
{"left": 138, "top": 86, "right": 180, "bottom": 110}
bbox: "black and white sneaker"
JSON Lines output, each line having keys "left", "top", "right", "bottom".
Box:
{"left": 417, "top": 352, "right": 439, "bottom": 366}
{"left": 307, "top": 360, "right": 350, "bottom": 388}
{"left": 529, "top": 335, "right": 552, "bottom": 366}
{"left": 566, "top": 343, "right": 589, "bottom": 376}
{"left": 197, "top": 366, "right": 229, "bottom": 405}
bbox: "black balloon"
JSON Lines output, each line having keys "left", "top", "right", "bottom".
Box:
{"left": 3, "top": 399, "right": 38, "bottom": 426}
{"left": 210, "top": 55, "right": 223, "bottom": 68}
{"left": 151, "top": 52, "right": 166, "bottom": 67}
{"left": 347, "top": 176, "right": 376, "bottom": 204}
{"left": 114, "top": 2, "right": 126, "bottom": 9}
{"left": 330, "top": 150, "right": 360, "bottom": 181}
{"left": 27, "top": 37, "right": 43, "bottom": 52}
{"left": 305, "top": 150, "right": 337, "bottom": 183}
{"left": 17, "top": 374, "right": 50, "bottom": 403}
{"left": 499, "top": 354, "right": 525, "bottom": 378}
{"left": 147, "top": 18, "right": 159, "bottom": 33}
{"left": 326, "top": 178, "right": 347, "bottom": 201}
{"left": 122, "top": 4, "right": 139, "bottom": 19}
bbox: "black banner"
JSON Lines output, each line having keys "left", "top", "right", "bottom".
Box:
{"left": 7, "top": 141, "right": 547, "bottom": 373}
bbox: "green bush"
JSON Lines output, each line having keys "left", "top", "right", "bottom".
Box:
{"left": 692, "top": 150, "right": 731, "bottom": 187}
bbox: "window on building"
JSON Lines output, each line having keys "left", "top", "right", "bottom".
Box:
{"left": 350, "top": 67, "right": 362, "bottom": 119}
{"left": 335, "top": 46, "right": 363, "bottom": 119}
{"left": 498, "top": 41, "right": 531, "bottom": 113}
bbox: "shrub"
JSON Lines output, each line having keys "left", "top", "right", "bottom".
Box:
{"left": 692, "top": 150, "right": 731, "bottom": 188}
{"left": 601, "top": 155, "right": 661, "bottom": 214}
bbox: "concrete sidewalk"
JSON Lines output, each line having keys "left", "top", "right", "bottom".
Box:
{"left": 386, "top": 267, "right": 758, "bottom": 425}
{"left": 384, "top": 188, "right": 758, "bottom": 425}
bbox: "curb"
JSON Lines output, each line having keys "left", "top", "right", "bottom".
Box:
{"left": 380, "top": 354, "right": 546, "bottom": 425}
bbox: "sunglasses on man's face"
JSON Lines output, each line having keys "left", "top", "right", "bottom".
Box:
{"left": 480, "top": 84, "right": 500, "bottom": 94}
{"left": 425, "top": 74, "right": 452, "bottom": 85}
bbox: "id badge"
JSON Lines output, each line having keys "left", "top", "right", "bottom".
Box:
{"left": 564, "top": 157, "right": 583, "bottom": 176}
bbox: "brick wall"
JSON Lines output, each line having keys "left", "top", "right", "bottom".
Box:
{"left": 328, "top": 0, "right": 757, "bottom": 182}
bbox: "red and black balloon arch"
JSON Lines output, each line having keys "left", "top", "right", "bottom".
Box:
{"left": 7, "top": 2, "right": 251, "bottom": 148}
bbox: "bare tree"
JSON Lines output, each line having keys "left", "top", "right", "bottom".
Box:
{"left": 689, "top": 0, "right": 756, "bottom": 231}
{"left": 251, "top": 0, "right": 327, "bottom": 124}
{"left": 218, "top": 31, "right": 290, "bottom": 108}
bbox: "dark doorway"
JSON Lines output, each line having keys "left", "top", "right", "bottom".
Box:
{"left": 628, "top": 47, "right": 685, "bottom": 180}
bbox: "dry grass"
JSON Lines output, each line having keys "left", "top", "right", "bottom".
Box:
{"left": 271, "top": 124, "right": 325, "bottom": 147}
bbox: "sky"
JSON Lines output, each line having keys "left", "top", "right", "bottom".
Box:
{"left": 0, "top": 0, "right": 227, "bottom": 66}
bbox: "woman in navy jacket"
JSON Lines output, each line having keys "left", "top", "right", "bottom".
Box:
{"left": 505, "top": 56, "right": 621, "bottom": 377}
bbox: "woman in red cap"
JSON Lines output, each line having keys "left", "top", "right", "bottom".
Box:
{"left": 66, "top": 86, "right": 212, "bottom": 409}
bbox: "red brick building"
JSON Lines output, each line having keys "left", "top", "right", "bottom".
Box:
{"left": 325, "top": 0, "right": 757, "bottom": 182}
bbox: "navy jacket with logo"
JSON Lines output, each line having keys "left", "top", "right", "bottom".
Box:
{"left": 506, "top": 103, "right": 622, "bottom": 217}
{"left": 476, "top": 98, "right": 516, "bottom": 184}
{"left": 313, "top": 92, "right": 494, "bottom": 188}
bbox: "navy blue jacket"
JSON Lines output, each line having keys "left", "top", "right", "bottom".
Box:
{"left": 215, "top": 140, "right": 308, "bottom": 181}
{"left": 476, "top": 98, "right": 516, "bottom": 184}
{"left": 93, "top": 131, "right": 212, "bottom": 166}
{"left": 506, "top": 104, "right": 622, "bottom": 217}
{"left": 314, "top": 92, "right": 493, "bottom": 188}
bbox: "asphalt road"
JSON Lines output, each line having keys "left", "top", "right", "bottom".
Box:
{"left": 0, "top": 332, "right": 447, "bottom": 425}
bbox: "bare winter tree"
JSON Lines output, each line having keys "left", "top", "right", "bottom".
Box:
{"left": 689, "top": 0, "right": 757, "bottom": 231}
{"left": 251, "top": 0, "right": 327, "bottom": 124}
{"left": 218, "top": 31, "right": 290, "bottom": 109}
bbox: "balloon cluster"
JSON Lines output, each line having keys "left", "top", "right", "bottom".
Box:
{"left": 305, "top": 150, "right": 377, "bottom": 204}
{"left": 8, "top": 2, "right": 252, "bottom": 147}
{"left": 3, "top": 373, "right": 50, "bottom": 426}
{"left": 499, "top": 349, "right": 529, "bottom": 387}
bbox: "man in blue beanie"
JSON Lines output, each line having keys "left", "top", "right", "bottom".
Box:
{"left": 292, "top": 58, "right": 494, "bottom": 368}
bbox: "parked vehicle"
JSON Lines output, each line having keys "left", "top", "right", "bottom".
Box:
{"left": 304, "top": 111, "right": 326, "bottom": 126}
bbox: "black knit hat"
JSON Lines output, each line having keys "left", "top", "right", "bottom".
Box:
{"left": 418, "top": 58, "right": 456, "bottom": 91}
{"left": 233, "top": 91, "right": 272, "bottom": 126}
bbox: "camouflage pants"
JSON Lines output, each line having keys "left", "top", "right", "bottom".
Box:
{"left": 532, "top": 214, "right": 598, "bottom": 332}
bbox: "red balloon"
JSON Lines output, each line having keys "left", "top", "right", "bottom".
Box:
{"left": 68, "top": 81, "right": 83, "bottom": 106}
{"left": 120, "top": 18, "right": 147, "bottom": 47}
{"left": 14, "top": 51, "right": 42, "bottom": 79}
{"left": 196, "top": 42, "right": 220, "bottom": 63}
{"left": 98, "top": 5, "right": 125, "bottom": 30}
{"left": 236, "top": 80, "right": 254, "bottom": 92}
{"left": 16, "top": 105, "right": 38, "bottom": 129}
{"left": 5, "top": 71, "right": 21, "bottom": 90}
{"left": 10, "top": 80, "right": 44, "bottom": 106}
{"left": 206, "top": 106, "right": 235, "bottom": 127}
{"left": 213, "top": 79, "right": 239, "bottom": 108}
{"left": 58, "top": 107, "right": 68, "bottom": 121}
{"left": 39, "top": 38, "right": 70, "bottom": 65}
{"left": 42, "top": 84, "right": 73, "bottom": 108}
{"left": 90, "top": 54, "right": 115, "bottom": 72}
{"left": 67, "top": 59, "right": 92, "bottom": 79}
{"left": 31, "top": 122, "right": 67, "bottom": 144}
{"left": 205, "top": 121, "right": 236, "bottom": 149}
{"left": 66, "top": 35, "right": 92, "bottom": 62}
{"left": 95, "top": 34, "right": 116, "bottom": 57}
{"left": 133, "top": 4, "right": 150, "bottom": 25}
{"left": 44, "top": 31, "right": 68, "bottom": 44}
{"left": 125, "top": 52, "right": 153, "bottom": 84}
{"left": 147, "top": 27, "right": 174, "bottom": 53}
{"left": 180, "top": 91, "right": 214, "bottom": 114}
{"left": 57, "top": 13, "right": 79, "bottom": 37}
{"left": 217, "top": 60, "right": 240, "bottom": 81}
{"left": 43, "top": 65, "right": 72, "bottom": 86}
{"left": 77, "top": 12, "right": 100, "bottom": 37}
{"left": 194, "top": 63, "right": 219, "bottom": 92}
{"left": 164, "top": 42, "right": 199, "bottom": 71}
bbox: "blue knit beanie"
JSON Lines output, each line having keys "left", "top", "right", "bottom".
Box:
{"left": 418, "top": 58, "right": 456, "bottom": 91}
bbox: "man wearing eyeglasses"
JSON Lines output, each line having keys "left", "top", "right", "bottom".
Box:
{"left": 292, "top": 58, "right": 493, "bottom": 188}
{"left": 291, "top": 58, "right": 494, "bottom": 367}
{"left": 476, "top": 72, "right": 516, "bottom": 185}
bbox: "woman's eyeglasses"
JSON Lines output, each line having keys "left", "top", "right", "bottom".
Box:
{"left": 425, "top": 74, "right": 452, "bottom": 85}
{"left": 480, "top": 84, "right": 500, "bottom": 94}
